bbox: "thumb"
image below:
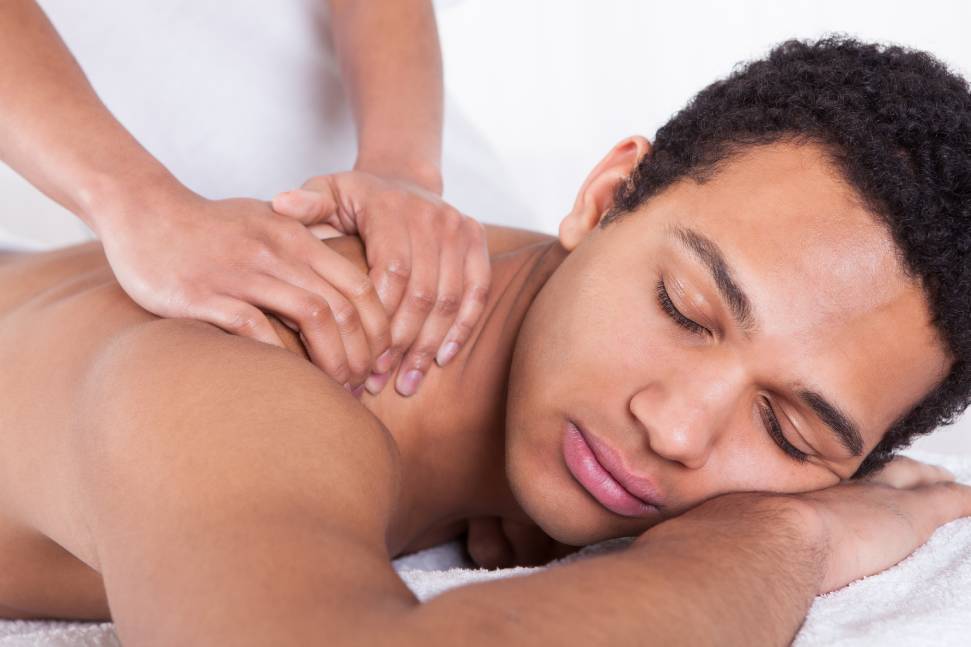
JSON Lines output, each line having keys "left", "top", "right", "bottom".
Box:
{"left": 271, "top": 188, "right": 339, "bottom": 225}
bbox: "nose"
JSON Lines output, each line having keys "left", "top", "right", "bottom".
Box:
{"left": 628, "top": 360, "right": 744, "bottom": 470}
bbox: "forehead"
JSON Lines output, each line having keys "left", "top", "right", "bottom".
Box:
{"left": 620, "top": 142, "right": 949, "bottom": 445}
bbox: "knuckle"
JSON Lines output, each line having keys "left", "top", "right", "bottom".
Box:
{"left": 420, "top": 204, "right": 442, "bottom": 223}
{"left": 329, "top": 361, "right": 351, "bottom": 384}
{"left": 348, "top": 276, "right": 377, "bottom": 301}
{"left": 406, "top": 347, "right": 436, "bottom": 368}
{"left": 468, "top": 284, "right": 490, "bottom": 306}
{"left": 229, "top": 313, "right": 260, "bottom": 335}
{"left": 371, "top": 328, "right": 393, "bottom": 352}
{"left": 384, "top": 259, "right": 412, "bottom": 284}
{"left": 448, "top": 319, "right": 475, "bottom": 342}
{"left": 463, "top": 215, "right": 486, "bottom": 239}
{"left": 434, "top": 293, "right": 461, "bottom": 316}
{"left": 407, "top": 290, "right": 437, "bottom": 313}
{"left": 302, "top": 298, "right": 333, "bottom": 326}
{"left": 440, "top": 209, "right": 463, "bottom": 234}
{"left": 346, "top": 358, "right": 370, "bottom": 382}
{"left": 332, "top": 303, "right": 361, "bottom": 335}
{"left": 272, "top": 217, "right": 304, "bottom": 244}
{"left": 246, "top": 238, "right": 275, "bottom": 265}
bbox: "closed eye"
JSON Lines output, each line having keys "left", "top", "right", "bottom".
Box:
{"left": 657, "top": 278, "right": 808, "bottom": 464}
{"left": 655, "top": 278, "right": 709, "bottom": 336}
{"left": 759, "top": 399, "right": 809, "bottom": 463}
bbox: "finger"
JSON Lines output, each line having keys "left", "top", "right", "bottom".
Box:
{"left": 387, "top": 234, "right": 441, "bottom": 397}
{"left": 189, "top": 294, "right": 286, "bottom": 349}
{"left": 271, "top": 187, "right": 339, "bottom": 226}
{"left": 301, "top": 242, "right": 392, "bottom": 371}
{"left": 466, "top": 518, "right": 514, "bottom": 570}
{"left": 867, "top": 456, "right": 955, "bottom": 488}
{"left": 916, "top": 481, "right": 971, "bottom": 528}
{"left": 436, "top": 217, "right": 491, "bottom": 367}
{"left": 395, "top": 225, "right": 466, "bottom": 394}
{"left": 359, "top": 222, "right": 414, "bottom": 322}
{"left": 267, "top": 269, "right": 375, "bottom": 386}
{"left": 240, "top": 274, "right": 362, "bottom": 385}
{"left": 272, "top": 236, "right": 391, "bottom": 374}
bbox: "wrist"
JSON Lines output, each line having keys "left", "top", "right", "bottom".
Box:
{"left": 354, "top": 153, "right": 443, "bottom": 196}
{"left": 75, "top": 165, "right": 196, "bottom": 238}
{"left": 636, "top": 494, "right": 829, "bottom": 572}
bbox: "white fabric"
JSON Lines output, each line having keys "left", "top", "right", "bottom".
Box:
{"left": 2, "top": 0, "right": 532, "bottom": 250}
{"left": 0, "top": 449, "right": 968, "bottom": 645}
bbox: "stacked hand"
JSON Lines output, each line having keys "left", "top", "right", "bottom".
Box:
{"left": 97, "top": 171, "right": 491, "bottom": 397}
{"left": 271, "top": 171, "right": 491, "bottom": 396}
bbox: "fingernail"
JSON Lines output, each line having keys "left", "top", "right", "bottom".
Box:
{"left": 375, "top": 349, "right": 395, "bottom": 374}
{"left": 396, "top": 369, "right": 424, "bottom": 397}
{"left": 343, "top": 382, "right": 352, "bottom": 392}
{"left": 436, "top": 341, "right": 460, "bottom": 367}
{"left": 365, "top": 371, "right": 391, "bottom": 395}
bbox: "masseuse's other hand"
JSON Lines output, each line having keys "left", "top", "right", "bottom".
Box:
{"left": 271, "top": 171, "right": 491, "bottom": 397}
{"left": 99, "top": 193, "right": 390, "bottom": 389}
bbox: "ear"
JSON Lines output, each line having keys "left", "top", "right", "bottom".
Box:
{"left": 558, "top": 136, "right": 652, "bottom": 251}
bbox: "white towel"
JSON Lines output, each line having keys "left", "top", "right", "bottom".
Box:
{"left": 1, "top": 449, "right": 968, "bottom": 646}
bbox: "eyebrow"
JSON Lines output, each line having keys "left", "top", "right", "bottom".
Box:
{"left": 668, "top": 225, "right": 865, "bottom": 458}
{"left": 796, "top": 389, "right": 865, "bottom": 456}
{"left": 670, "top": 226, "right": 757, "bottom": 337}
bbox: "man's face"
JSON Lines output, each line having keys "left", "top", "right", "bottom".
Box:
{"left": 505, "top": 142, "right": 951, "bottom": 546}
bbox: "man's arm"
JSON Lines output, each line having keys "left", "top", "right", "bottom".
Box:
{"left": 73, "top": 319, "right": 971, "bottom": 646}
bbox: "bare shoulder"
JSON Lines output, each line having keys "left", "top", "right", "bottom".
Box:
{"left": 483, "top": 224, "right": 556, "bottom": 257}
{"left": 68, "top": 318, "right": 415, "bottom": 643}
{"left": 75, "top": 317, "right": 402, "bottom": 551}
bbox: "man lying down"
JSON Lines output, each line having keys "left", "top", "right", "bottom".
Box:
{"left": 0, "top": 36, "right": 969, "bottom": 645}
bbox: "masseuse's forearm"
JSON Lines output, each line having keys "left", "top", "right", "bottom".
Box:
{"left": 393, "top": 497, "right": 823, "bottom": 647}
{"left": 0, "top": 0, "right": 186, "bottom": 234}
{"left": 328, "top": 0, "right": 444, "bottom": 194}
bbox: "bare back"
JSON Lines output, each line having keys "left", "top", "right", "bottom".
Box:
{"left": 0, "top": 242, "right": 158, "bottom": 618}
{"left": 0, "top": 224, "right": 554, "bottom": 621}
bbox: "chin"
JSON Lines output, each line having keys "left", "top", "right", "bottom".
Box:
{"left": 505, "top": 431, "right": 633, "bottom": 547}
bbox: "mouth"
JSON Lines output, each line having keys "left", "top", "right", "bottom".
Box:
{"left": 562, "top": 419, "right": 662, "bottom": 518}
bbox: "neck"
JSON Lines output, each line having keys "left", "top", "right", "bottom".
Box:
{"left": 267, "top": 233, "right": 568, "bottom": 553}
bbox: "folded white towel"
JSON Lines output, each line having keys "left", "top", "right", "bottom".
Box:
{"left": 1, "top": 449, "right": 968, "bottom": 646}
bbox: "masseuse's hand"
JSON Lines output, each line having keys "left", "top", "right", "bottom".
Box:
{"left": 99, "top": 192, "right": 391, "bottom": 389}
{"left": 271, "top": 170, "right": 491, "bottom": 397}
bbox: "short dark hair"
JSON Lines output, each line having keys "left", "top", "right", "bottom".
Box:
{"left": 602, "top": 36, "right": 971, "bottom": 476}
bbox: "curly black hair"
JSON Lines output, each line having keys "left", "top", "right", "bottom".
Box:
{"left": 601, "top": 36, "right": 971, "bottom": 477}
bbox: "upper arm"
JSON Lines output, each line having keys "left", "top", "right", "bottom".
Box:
{"left": 74, "top": 319, "right": 416, "bottom": 645}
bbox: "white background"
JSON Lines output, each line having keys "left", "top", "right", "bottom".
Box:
{"left": 1, "top": 0, "right": 968, "bottom": 452}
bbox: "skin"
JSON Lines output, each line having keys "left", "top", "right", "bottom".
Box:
{"left": 0, "top": 0, "right": 487, "bottom": 396}
{"left": 0, "top": 139, "right": 963, "bottom": 644}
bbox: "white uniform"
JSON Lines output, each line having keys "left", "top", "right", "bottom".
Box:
{"left": 38, "top": 0, "right": 356, "bottom": 204}
{"left": 0, "top": 0, "right": 532, "bottom": 248}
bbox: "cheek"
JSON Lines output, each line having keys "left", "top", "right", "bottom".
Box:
{"left": 694, "top": 444, "right": 843, "bottom": 502}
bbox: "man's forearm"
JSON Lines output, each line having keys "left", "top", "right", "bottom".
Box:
{"left": 328, "top": 0, "right": 444, "bottom": 194}
{"left": 0, "top": 0, "right": 186, "bottom": 233}
{"left": 391, "top": 496, "right": 824, "bottom": 647}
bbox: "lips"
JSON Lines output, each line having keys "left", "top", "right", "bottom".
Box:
{"left": 562, "top": 420, "right": 661, "bottom": 517}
